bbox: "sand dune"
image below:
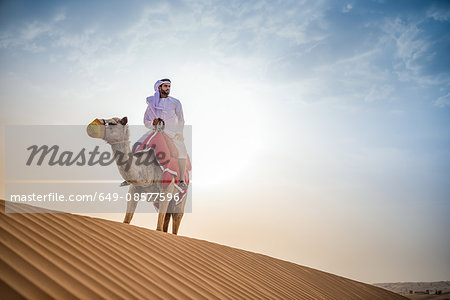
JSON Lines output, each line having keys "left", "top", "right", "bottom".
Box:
{"left": 1, "top": 200, "right": 406, "bottom": 299}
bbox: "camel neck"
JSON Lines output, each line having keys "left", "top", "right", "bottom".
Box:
{"left": 110, "top": 140, "right": 130, "bottom": 155}
{"left": 109, "top": 141, "right": 134, "bottom": 179}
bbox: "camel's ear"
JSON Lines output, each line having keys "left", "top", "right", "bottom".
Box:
{"left": 121, "top": 117, "right": 128, "bottom": 125}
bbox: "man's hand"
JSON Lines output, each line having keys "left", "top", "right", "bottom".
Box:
{"left": 153, "top": 118, "right": 165, "bottom": 126}
{"left": 152, "top": 118, "right": 165, "bottom": 132}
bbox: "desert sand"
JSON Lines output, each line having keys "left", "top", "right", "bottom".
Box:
{"left": 1, "top": 199, "right": 406, "bottom": 299}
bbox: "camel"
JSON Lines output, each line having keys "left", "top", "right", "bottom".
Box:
{"left": 86, "top": 116, "right": 186, "bottom": 235}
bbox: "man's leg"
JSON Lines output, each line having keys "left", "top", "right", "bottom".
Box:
{"left": 173, "top": 138, "right": 188, "bottom": 185}
{"left": 178, "top": 158, "right": 186, "bottom": 182}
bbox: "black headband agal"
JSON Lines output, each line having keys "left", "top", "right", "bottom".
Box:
{"left": 160, "top": 78, "right": 171, "bottom": 83}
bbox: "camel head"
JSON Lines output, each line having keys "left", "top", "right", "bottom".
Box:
{"left": 87, "top": 117, "right": 129, "bottom": 144}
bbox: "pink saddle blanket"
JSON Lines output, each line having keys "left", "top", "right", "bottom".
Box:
{"left": 133, "top": 131, "right": 191, "bottom": 210}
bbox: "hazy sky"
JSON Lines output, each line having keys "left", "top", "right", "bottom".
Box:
{"left": 1, "top": 0, "right": 449, "bottom": 283}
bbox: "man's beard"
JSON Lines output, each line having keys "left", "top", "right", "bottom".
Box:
{"left": 161, "top": 89, "right": 169, "bottom": 96}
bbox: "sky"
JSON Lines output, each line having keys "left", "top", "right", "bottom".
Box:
{"left": 1, "top": 0, "right": 449, "bottom": 284}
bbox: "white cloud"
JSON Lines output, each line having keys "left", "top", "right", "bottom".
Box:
{"left": 377, "top": 16, "right": 448, "bottom": 88}
{"left": 53, "top": 12, "right": 66, "bottom": 22}
{"left": 364, "top": 85, "right": 394, "bottom": 103}
{"left": 299, "top": 47, "right": 394, "bottom": 105}
{"left": 384, "top": 18, "right": 429, "bottom": 75}
{"left": 426, "top": 7, "right": 450, "bottom": 22}
{"left": 342, "top": 3, "right": 353, "bottom": 13}
{"left": 434, "top": 92, "right": 450, "bottom": 107}
{"left": 1, "top": 0, "right": 447, "bottom": 110}
{"left": 0, "top": 15, "right": 61, "bottom": 51}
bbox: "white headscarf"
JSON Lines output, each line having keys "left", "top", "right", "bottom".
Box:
{"left": 151, "top": 79, "right": 171, "bottom": 112}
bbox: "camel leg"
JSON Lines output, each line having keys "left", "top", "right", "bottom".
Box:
{"left": 156, "top": 192, "right": 171, "bottom": 231}
{"left": 156, "top": 179, "right": 175, "bottom": 232}
{"left": 172, "top": 213, "right": 183, "bottom": 235}
{"left": 123, "top": 185, "right": 138, "bottom": 224}
{"left": 163, "top": 212, "right": 171, "bottom": 232}
{"left": 172, "top": 193, "right": 187, "bottom": 235}
{"left": 156, "top": 200, "right": 170, "bottom": 231}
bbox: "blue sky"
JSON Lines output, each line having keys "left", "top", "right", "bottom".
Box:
{"left": 1, "top": 0, "right": 449, "bottom": 283}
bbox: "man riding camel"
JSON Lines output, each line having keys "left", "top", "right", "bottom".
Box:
{"left": 122, "top": 78, "right": 188, "bottom": 188}
{"left": 144, "top": 78, "right": 188, "bottom": 188}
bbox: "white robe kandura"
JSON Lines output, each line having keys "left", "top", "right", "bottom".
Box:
{"left": 143, "top": 95, "right": 187, "bottom": 159}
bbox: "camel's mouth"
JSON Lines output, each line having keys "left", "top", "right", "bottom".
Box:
{"left": 86, "top": 119, "right": 105, "bottom": 139}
